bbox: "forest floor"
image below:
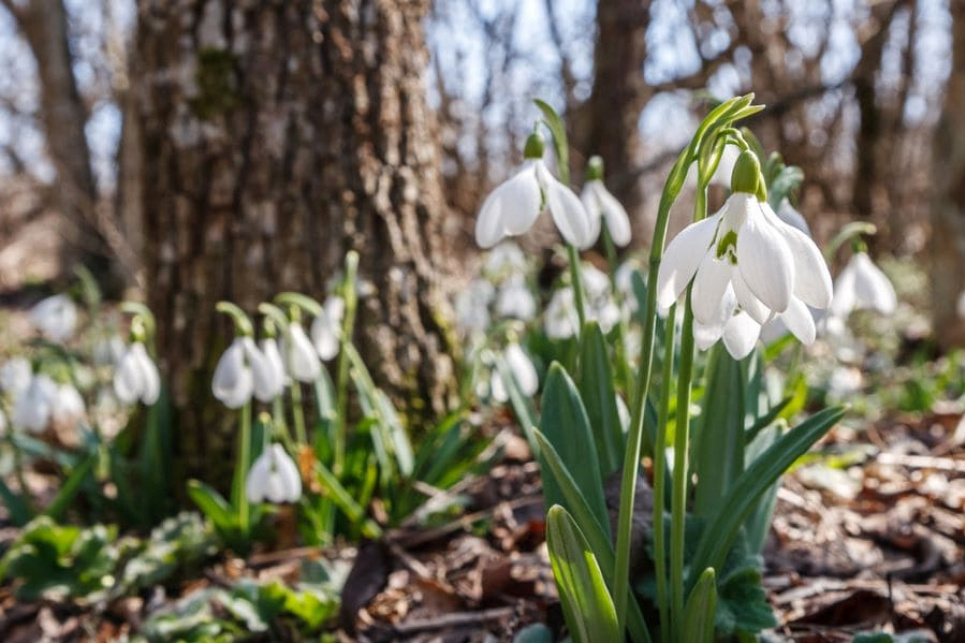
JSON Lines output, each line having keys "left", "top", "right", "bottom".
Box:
{"left": 1, "top": 407, "right": 962, "bottom": 642}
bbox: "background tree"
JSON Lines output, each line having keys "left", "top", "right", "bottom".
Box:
{"left": 134, "top": 0, "right": 456, "bottom": 487}
{"left": 931, "top": 0, "right": 965, "bottom": 348}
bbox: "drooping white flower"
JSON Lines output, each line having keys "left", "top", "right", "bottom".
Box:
{"left": 51, "top": 383, "right": 85, "bottom": 425}
{"left": 114, "top": 342, "right": 161, "bottom": 405}
{"left": 475, "top": 132, "right": 593, "bottom": 250}
{"left": 657, "top": 151, "right": 832, "bottom": 359}
{"left": 455, "top": 279, "right": 495, "bottom": 333}
{"left": 544, "top": 288, "right": 580, "bottom": 340}
{"left": 492, "top": 343, "right": 539, "bottom": 402}
{"left": 0, "top": 358, "right": 32, "bottom": 395}
{"left": 29, "top": 294, "right": 78, "bottom": 342}
{"left": 12, "top": 374, "right": 57, "bottom": 432}
{"left": 285, "top": 322, "right": 322, "bottom": 382}
{"left": 777, "top": 199, "right": 811, "bottom": 237}
{"left": 246, "top": 443, "right": 302, "bottom": 504}
{"left": 830, "top": 252, "right": 897, "bottom": 317}
{"left": 310, "top": 297, "right": 345, "bottom": 361}
{"left": 495, "top": 276, "right": 537, "bottom": 321}
{"left": 484, "top": 242, "right": 528, "bottom": 276}
{"left": 581, "top": 175, "right": 632, "bottom": 248}
{"left": 212, "top": 337, "right": 276, "bottom": 408}
{"left": 93, "top": 334, "right": 127, "bottom": 367}
{"left": 259, "top": 337, "right": 287, "bottom": 394}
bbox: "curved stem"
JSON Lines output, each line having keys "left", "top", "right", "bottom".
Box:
{"left": 290, "top": 383, "right": 308, "bottom": 446}
{"left": 334, "top": 252, "right": 359, "bottom": 476}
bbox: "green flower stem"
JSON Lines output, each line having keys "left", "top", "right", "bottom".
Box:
{"left": 334, "top": 251, "right": 360, "bottom": 476}
{"left": 670, "top": 296, "right": 696, "bottom": 639}
{"left": 613, "top": 145, "right": 691, "bottom": 633}
{"left": 11, "top": 437, "right": 34, "bottom": 514}
{"left": 566, "top": 244, "right": 588, "bottom": 331}
{"left": 669, "top": 184, "right": 707, "bottom": 639}
{"left": 603, "top": 226, "right": 636, "bottom": 397}
{"left": 653, "top": 303, "right": 676, "bottom": 643}
{"left": 290, "top": 382, "right": 308, "bottom": 446}
{"left": 237, "top": 401, "right": 252, "bottom": 536}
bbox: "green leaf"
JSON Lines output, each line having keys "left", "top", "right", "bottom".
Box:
{"left": 693, "top": 344, "right": 745, "bottom": 517}
{"left": 538, "top": 363, "right": 609, "bottom": 535}
{"left": 743, "top": 425, "right": 784, "bottom": 554}
{"left": 187, "top": 480, "right": 236, "bottom": 532}
{"left": 0, "top": 479, "right": 32, "bottom": 526}
{"left": 534, "top": 432, "right": 652, "bottom": 643}
{"left": 691, "top": 406, "right": 845, "bottom": 576}
{"left": 546, "top": 506, "right": 621, "bottom": 643}
{"left": 577, "top": 322, "right": 624, "bottom": 476}
{"left": 43, "top": 454, "right": 97, "bottom": 521}
{"left": 683, "top": 568, "right": 718, "bottom": 643}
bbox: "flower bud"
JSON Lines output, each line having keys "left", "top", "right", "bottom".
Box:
{"left": 523, "top": 131, "right": 546, "bottom": 160}
{"left": 730, "top": 150, "right": 761, "bottom": 196}
{"left": 585, "top": 155, "right": 604, "bottom": 181}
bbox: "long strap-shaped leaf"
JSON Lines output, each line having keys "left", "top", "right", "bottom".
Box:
{"left": 535, "top": 431, "right": 652, "bottom": 643}
{"left": 682, "top": 568, "right": 717, "bottom": 643}
{"left": 546, "top": 505, "right": 621, "bottom": 643}
{"left": 690, "top": 406, "right": 845, "bottom": 578}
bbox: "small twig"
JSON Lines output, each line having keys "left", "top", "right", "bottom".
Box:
{"left": 387, "top": 606, "right": 516, "bottom": 636}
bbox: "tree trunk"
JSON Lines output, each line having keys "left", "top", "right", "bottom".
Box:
{"left": 931, "top": 0, "right": 965, "bottom": 348}
{"left": 6, "top": 0, "right": 124, "bottom": 287}
{"left": 134, "top": 0, "right": 457, "bottom": 489}
{"left": 577, "top": 0, "right": 650, "bottom": 225}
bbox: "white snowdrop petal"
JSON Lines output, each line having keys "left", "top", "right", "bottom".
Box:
{"left": 545, "top": 176, "right": 593, "bottom": 249}
{"left": 288, "top": 323, "right": 322, "bottom": 382}
{"left": 137, "top": 347, "right": 162, "bottom": 405}
{"left": 722, "top": 312, "right": 761, "bottom": 360}
{"left": 242, "top": 338, "right": 276, "bottom": 403}
{"left": 852, "top": 254, "right": 897, "bottom": 314}
{"left": 781, "top": 297, "right": 817, "bottom": 345}
{"left": 763, "top": 203, "right": 832, "bottom": 308}
{"left": 830, "top": 264, "right": 858, "bottom": 317}
{"left": 114, "top": 349, "right": 143, "bottom": 405}
{"left": 655, "top": 213, "right": 721, "bottom": 312}
{"left": 691, "top": 255, "right": 732, "bottom": 326}
{"left": 212, "top": 340, "right": 252, "bottom": 408}
{"left": 731, "top": 271, "right": 773, "bottom": 325}
{"left": 475, "top": 166, "right": 542, "bottom": 248}
{"left": 694, "top": 318, "right": 725, "bottom": 351}
{"left": 506, "top": 343, "right": 539, "bottom": 396}
{"left": 580, "top": 184, "right": 603, "bottom": 246}
{"left": 596, "top": 183, "right": 632, "bottom": 247}
{"left": 490, "top": 370, "right": 508, "bottom": 403}
{"left": 259, "top": 338, "right": 287, "bottom": 394}
{"left": 736, "top": 199, "right": 793, "bottom": 313}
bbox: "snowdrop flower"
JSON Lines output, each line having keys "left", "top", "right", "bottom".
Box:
{"left": 827, "top": 366, "right": 864, "bottom": 400}
{"left": 455, "top": 279, "right": 495, "bottom": 333}
{"left": 259, "top": 337, "right": 287, "bottom": 393}
{"left": 212, "top": 337, "right": 277, "bottom": 408}
{"left": 484, "top": 242, "right": 528, "bottom": 277}
{"left": 777, "top": 199, "right": 811, "bottom": 237}
{"left": 475, "top": 132, "right": 592, "bottom": 250}
{"left": 285, "top": 322, "right": 322, "bottom": 382}
{"left": 581, "top": 156, "right": 632, "bottom": 247}
{"left": 491, "top": 343, "right": 539, "bottom": 402}
{"left": 12, "top": 374, "right": 57, "bottom": 432}
{"left": 830, "top": 252, "right": 897, "bottom": 317}
{"left": 544, "top": 288, "right": 580, "bottom": 340}
{"left": 246, "top": 443, "right": 302, "bottom": 504}
{"left": 114, "top": 342, "right": 161, "bottom": 405}
{"left": 657, "top": 151, "right": 832, "bottom": 359}
{"left": 310, "top": 297, "right": 345, "bottom": 361}
{"left": 495, "top": 276, "right": 536, "bottom": 321}
{"left": 29, "top": 294, "right": 78, "bottom": 342}
{"left": 93, "top": 334, "right": 127, "bottom": 367}
{"left": 0, "top": 358, "right": 32, "bottom": 395}
{"left": 51, "top": 383, "right": 85, "bottom": 425}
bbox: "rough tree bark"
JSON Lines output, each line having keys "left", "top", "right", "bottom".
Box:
{"left": 2, "top": 0, "right": 124, "bottom": 286}
{"left": 135, "top": 0, "right": 457, "bottom": 488}
{"left": 576, "top": 0, "right": 650, "bottom": 221}
{"left": 930, "top": 0, "right": 965, "bottom": 348}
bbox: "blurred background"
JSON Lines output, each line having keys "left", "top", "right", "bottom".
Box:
{"left": 0, "top": 0, "right": 963, "bottom": 423}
